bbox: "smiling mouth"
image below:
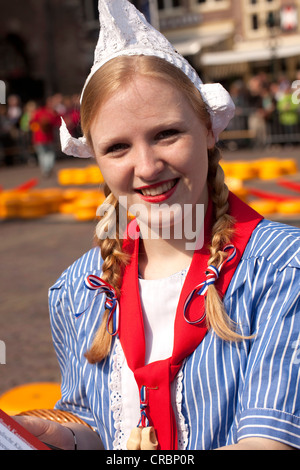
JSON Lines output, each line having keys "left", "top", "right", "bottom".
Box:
{"left": 135, "top": 179, "right": 179, "bottom": 197}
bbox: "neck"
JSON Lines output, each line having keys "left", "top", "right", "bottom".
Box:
{"left": 137, "top": 193, "right": 209, "bottom": 280}
{"left": 138, "top": 237, "right": 193, "bottom": 280}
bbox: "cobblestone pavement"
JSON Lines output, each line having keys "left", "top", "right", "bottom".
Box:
{"left": 0, "top": 148, "right": 299, "bottom": 396}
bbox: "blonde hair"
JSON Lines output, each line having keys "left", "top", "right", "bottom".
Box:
{"left": 81, "top": 56, "right": 246, "bottom": 364}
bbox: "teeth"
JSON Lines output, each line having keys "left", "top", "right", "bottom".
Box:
{"left": 141, "top": 181, "right": 176, "bottom": 196}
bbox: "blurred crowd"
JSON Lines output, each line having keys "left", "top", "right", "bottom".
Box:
{"left": 0, "top": 73, "right": 300, "bottom": 173}
{"left": 228, "top": 71, "right": 300, "bottom": 148}
{"left": 0, "top": 93, "right": 81, "bottom": 175}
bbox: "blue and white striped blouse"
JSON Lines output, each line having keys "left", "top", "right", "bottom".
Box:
{"left": 49, "top": 219, "right": 300, "bottom": 449}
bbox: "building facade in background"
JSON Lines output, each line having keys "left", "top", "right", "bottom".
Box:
{"left": 0, "top": 0, "right": 299, "bottom": 100}
{"left": 158, "top": 0, "right": 300, "bottom": 83}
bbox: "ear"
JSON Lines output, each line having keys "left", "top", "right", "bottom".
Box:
{"left": 207, "top": 129, "right": 215, "bottom": 150}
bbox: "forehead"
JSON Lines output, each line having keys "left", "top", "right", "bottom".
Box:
{"left": 93, "top": 75, "right": 195, "bottom": 125}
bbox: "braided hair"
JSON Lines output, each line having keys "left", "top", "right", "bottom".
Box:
{"left": 81, "top": 56, "right": 247, "bottom": 363}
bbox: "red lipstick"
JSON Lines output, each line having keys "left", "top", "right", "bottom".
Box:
{"left": 135, "top": 178, "right": 179, "bottom": 203}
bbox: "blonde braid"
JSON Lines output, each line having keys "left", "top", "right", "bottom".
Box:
{"left": 205, "top": 147, "right": 251, "bottom": 342}
{"left": 85, "top": 188, "right": 130, "bottom": 364}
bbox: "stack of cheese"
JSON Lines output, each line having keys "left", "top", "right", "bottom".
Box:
{"left": 57, "top": 165, "right": 105, "bottom": 186}
{"left": 221, "top": 157, "right": 300, "bottom": 217}
{"left": 220, "top": 157, "right": 298, "bottom": 181}
{"left": 248, "top": 198, "right": 300, "bottom": 216}
{"left": 59, "top": 189, "right": 106, "bottom": 221}
{"left": 0, "top": 188, "right": 105, "bottom": 221}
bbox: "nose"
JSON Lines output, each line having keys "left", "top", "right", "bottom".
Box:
{"left": 133, "top": 143, "right": 165, "bottom": 181}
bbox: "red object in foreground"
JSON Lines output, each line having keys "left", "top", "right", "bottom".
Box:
{"left": 278, "top": 178, "right": 300, "bottom": 194}
{"left": 14, "top": 179, "right": 39, "bottom": 192}
{"left": 0, "top": 409, "right": 50, "bottom": 450}
{"left": 247, "top": 187, "right": 300, "bottom": 201}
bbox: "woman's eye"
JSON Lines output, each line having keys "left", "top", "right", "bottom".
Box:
{"left": 157, "top": 129, "right": 180, "bottom": 140}
{"left": 106, "top": 143, "right": 129, "bottom": 154}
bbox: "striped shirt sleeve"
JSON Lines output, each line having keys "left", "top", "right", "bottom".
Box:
{"left": 235, "top": 244, "right": 300, "bottom": 449}
{"left": 48, "top": 270, "right": 98, "bottom": 429}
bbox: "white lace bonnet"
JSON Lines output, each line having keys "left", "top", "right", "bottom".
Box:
{"left": 60, "top": 0, "right": 235, "bottom": 159}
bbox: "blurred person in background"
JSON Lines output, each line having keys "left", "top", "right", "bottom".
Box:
{"left": 0, "top": 104, "right": 12, "bottom": 165}
{"left": 7, "top": 94, "right": 22, "bottom": 128}
{"left": 19, "top": 100, "right": 37, "bottom": 165}
{"left": 30, "top": 96, "right": 60, "bottom": 177}
{"left": 60, "top": 94, "right": 81, "bottom": 139}
{"left": 0, "top": 100, "right": 21, "bottom": 166}
{"left": 277, "top": 84, "right": 300, "bottom": 140}
{"left": 247, "top": 76, "right": 267, "bottom": 148}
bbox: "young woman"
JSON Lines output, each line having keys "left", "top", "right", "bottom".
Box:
{"left": 14, "top": 1, "right": 299, "bottom": 451}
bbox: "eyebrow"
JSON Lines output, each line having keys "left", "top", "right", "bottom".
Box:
{"left": 95, "top": 138, "right": 127, "bottom": 155}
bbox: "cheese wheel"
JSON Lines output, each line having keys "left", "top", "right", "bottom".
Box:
{"left": 277, "top": 200, "right": 300, "bottom": 214}
{"left": 0, "top": 191, "right": 20, "bottom": 218}
{"left": 18, "top": 193, "right": 48, "bottom": 219}
{"left": 249, "top": 199, "right": 277, "bottom": 215}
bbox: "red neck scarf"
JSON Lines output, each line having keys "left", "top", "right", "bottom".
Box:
{"left": 118, "top": 193, "right": 263, "bottom": 450}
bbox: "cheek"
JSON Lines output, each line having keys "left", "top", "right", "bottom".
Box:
{"left": 96, "top": 159, "right": 130, "bottom": 194}
{"left": 177, "top": 140, "right": 208, "bottom": 175}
